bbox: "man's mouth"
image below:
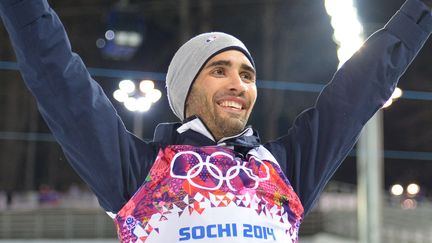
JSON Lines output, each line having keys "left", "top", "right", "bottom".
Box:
{"left": 218, "top": 100, "right": 243, "bottom": 111}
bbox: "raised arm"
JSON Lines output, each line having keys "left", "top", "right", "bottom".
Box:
{"left": 265, "top": 0, "right": 432, "bottom": 215}
{"left": 0, "top": 0, "right": 158, "bottom": 213}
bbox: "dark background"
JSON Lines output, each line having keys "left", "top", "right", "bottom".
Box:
{"left": 0, "top": 0, "right": 431, "bottom": 198}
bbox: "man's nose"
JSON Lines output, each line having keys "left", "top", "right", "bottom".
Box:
{"left": 228, "top": 73, "right": 247, "bottom": 92}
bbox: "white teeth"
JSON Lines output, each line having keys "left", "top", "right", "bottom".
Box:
{"left": 220, "top": 100, "right": 242, "bottom": 109}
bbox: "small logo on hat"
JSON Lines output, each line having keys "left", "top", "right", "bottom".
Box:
{"left": 205, "top": 36, "right": 218, "bottom": 43}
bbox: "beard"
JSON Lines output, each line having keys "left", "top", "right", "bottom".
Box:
{"left": 212, "top": 107, "right": 247, "bottom": 138}
{"left": 186, "top": 88, "right": 250, "bottom": 141}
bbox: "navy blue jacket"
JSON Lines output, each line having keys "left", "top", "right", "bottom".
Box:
{"left": 0, "top": 0, "right": 431, "bottom": 216}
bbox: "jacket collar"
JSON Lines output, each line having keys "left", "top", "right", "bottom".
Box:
{"left": 153, "top": 116, "right": 261, "bottom": 149}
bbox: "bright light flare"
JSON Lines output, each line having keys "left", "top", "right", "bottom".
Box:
{"left": 325, "top": 0, "right": 354, "bottom": 16}
{"left": 391, "top": 87, "right": 403, "bottom": 99}
{"left": 115, "top": 31, "right": 129, "bottom": 46}
{"left": 390, "top": 184, "right": 404, "bottom": 196}
{"left": 124, "top": 97, "right": 139, "bottom": 112}
{"left": 119, "top": 79, "right": 136, "bottom": 94}
{"left": 128, "top": 32, "right": 143, "bottom": 47}
{"left": 325, "top": 0, "right": 364, "bottom": 67}
{"left": 337, "top": 43, "right": 363, "bottom": 65}
{"left": 383, "top": 87, "right": 403, "bottom": 108}
{"left": 105, "top": 30, "right": 115, "bottom": 40}
{"left": 148, "top": 89, "right": 162, "bottom": 103}
{"left": 136, "top": 97, "right": 152, "bottom": 112}
{"left": 382, "top": 99, "right": 393, "bottom": 109}
{"left": 113, "top": 90, "right": 128, "bottom": 102}
{"left": 139, "top": 80, "right": 155, "bottom": 93}
{"left": 114, "top": 31, "right": 143, "bottom": 47}
{"left": 407, "top": 183, "right": 420, "bottom": 195}
{"left": 114, "top": 79, "right": 162, "bottom": 113}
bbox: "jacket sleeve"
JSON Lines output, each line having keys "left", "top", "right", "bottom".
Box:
{"left": 0, "top": 0, "right": 158, "bottom": 213}
{"left": 265, "top": 0, "right": 432, "bottom": 215}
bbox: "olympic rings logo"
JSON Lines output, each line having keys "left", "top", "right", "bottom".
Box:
{"left": 170, "top": 151, "right": 270, "bottom": 191}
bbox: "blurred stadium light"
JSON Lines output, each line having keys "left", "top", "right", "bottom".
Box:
{"left": 390, "top": 184, "right": 404, "bottom": 196}
{"left": 324, "top": 0, "right": 364, "bottom": 67}
{"left": 97, "top": 2, "right": 146, "bottom": 60}
{"left": 113, "top": 79, "right": 161, "bottom": 112}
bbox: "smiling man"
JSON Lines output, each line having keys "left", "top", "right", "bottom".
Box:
{"left": 0, "top": 0, "right": 431, "bottom": 242}
{"left": 185, "top": 50, "right": 257, "bottom": 141}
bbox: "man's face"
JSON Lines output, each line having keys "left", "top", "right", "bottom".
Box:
{"left": 185, "top": 50, "right": 257, "bottom": 141}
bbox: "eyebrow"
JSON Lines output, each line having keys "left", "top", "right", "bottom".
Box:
{"left": 205, "top": 60, "right": 256, "bottom": 75}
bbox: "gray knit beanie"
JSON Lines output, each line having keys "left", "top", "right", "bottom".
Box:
{"left": 166, "top": 32, "right": 254, "bottom": 121}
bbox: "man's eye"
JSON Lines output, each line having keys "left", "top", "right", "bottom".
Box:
{"left": 241, "top": 72, "right": 255, "bottom": 82}
{"left": 212, "top": 68, "right": 225, "bottom": 76}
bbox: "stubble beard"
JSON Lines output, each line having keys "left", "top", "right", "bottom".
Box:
{"left": 186, "top": 89, "right": 248, "bottom": 141}
{"left": 211, "top": 105, "right": 247, "bottom": 140}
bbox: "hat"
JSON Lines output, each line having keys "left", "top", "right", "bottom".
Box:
{"left": 166, "top": 32, "right": 254, "bottom": 121}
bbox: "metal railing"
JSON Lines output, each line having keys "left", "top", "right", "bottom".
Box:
{"left": 0, "top": 208, "right": 116, "bottom": 239}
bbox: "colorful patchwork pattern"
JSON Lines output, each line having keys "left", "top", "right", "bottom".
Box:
{"left": 114, "top": 145, "right": 304, "bottom": 242}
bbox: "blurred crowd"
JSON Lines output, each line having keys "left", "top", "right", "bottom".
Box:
{"left": 0, "top": 184, "right": 100, "bottom": 210}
